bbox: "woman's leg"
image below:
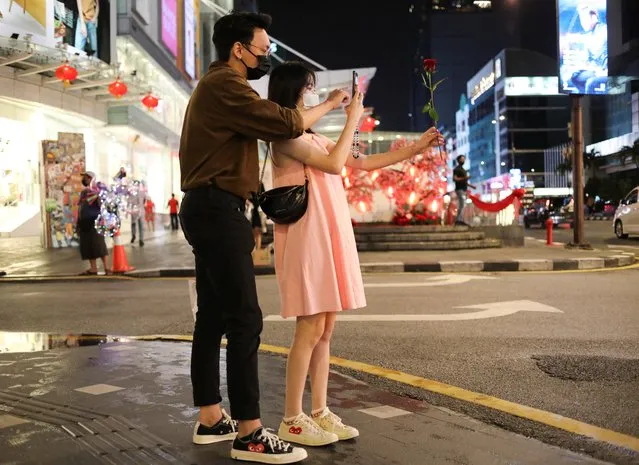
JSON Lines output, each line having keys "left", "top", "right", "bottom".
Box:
{"left": 309, "top": 312, "right": 336, "bottom": 412}
{"left": 284, "top": 313, "right": 326, "bottom": 418}
{"left": 253, "top": 228, "right": 262, "bottom": 250}
{"left": 88, "top": 259, "right": 98, "bottom": 272}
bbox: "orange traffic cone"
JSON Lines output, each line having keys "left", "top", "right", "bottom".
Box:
{"left": 111, "top": 230, "right": 135, "bottom": 274}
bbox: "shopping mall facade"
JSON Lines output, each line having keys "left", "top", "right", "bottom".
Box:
{"left": 0, "top": 0, "right": 384, "bottom": 244}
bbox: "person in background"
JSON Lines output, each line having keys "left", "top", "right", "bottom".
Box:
{"left": 129, "top": 187, "right": 145, "bottom": 247}
{"left": 75, "top": 0, "right": 99, "bottom": 57}
{"left": 168, "top": 193, "right": 179, "bottom": 231}
{"left": 268, "top": 61, "right": 444, "bottom": 448}
{"left": 453, "top": 155, "right": 474, "bottom": 226}
{"left": 178, "top": 11, "right": 348, "bottom": 464}
{"left": 145, "top": 196, "right": 156, "bottom": 232}
{"left": 77, "top": 171, "right": 111, "bottom": 275}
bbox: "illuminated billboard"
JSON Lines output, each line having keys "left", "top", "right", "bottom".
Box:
{"left": 557, "top": 0, "right": 608, "bottom": 95}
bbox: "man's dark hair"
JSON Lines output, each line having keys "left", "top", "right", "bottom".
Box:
{"left": 456, "top": 155, "right": 465, "bottom": 164}
{"left": 213, "top": 11, "right": 272, "bottom": 62}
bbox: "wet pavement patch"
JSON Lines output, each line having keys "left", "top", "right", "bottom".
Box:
{"left": 532, "top": 355, "right": 639, "bottom": 382}
{"left": 0, "top": 331, "right": 125, "bottom": 354}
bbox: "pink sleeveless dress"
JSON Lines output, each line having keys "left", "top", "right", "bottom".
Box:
{"left": 272, "top": 133, "right": 366, "bottom": 319}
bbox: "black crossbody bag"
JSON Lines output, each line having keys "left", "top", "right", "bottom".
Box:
{"left": 253, "top": 144, "right": 309, "bottom": 225}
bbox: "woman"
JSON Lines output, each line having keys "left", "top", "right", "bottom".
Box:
{"left": 77, "top": 171, "right": 111, "bottom": 275}
{"left": 145, "top": 196, "right": 156, "bottom": 232}
{"left": 268, "top": 62, "right": 444, "bottom": 447}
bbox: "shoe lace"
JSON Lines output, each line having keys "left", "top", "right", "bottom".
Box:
{"left": 300, "top": 414, "right": 325, "bottom": 435}
{"left": 323, "top": 409, "right": 345, "bottom": 427}
{"left": 222, "top": 410, "right": 237, "bottom": 432}
{"left": 257, "top": 428, "right": 291, "bottom": 452}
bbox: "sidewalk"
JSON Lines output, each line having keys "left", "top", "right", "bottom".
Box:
{"left": 0, "top": 336, "right": 610, "bottom": 465}
{"left": 0, "top": 230, "right": 635, "bottom": 278}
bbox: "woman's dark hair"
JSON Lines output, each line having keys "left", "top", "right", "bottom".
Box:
{"left": 268, "top": 62, "right": 316, "bottom": 110}
{"left": 213, "top": 11, "right": 272, "bottom": 62}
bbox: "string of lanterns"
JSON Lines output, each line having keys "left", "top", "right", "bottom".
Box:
{"left": 54, "top": 60, "right": 160, "bottom": 111}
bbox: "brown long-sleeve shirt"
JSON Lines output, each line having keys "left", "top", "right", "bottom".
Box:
{"left": 179, "top": 61, "right": 304, "bottom": 199}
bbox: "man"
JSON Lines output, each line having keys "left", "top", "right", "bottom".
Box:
{"left": 453, "top": 155, "right": 474, "bottom": 226}
{"left": 178, "top": 11, "right": 348, "bottom": 464}
{"left": 167, "top": 194, "right": 179, "bottom": 231}
{"left": 567, "top": 0, "right": 608, "bottom": 94}
{"left": 75, "top": 0, "right": 99, "bottom": 57}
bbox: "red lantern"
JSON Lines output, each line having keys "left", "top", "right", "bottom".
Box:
{"left": 108, "top": 79, "right": 128, "bottom": 99}
{"left": 55, "top": 62, "right": 78, "bottom": 87}
{"left": 359, "top": 116, "right": 376, "bottom": 132}
{"left": 141, "top": 93, "right": 159, "bottom": 111}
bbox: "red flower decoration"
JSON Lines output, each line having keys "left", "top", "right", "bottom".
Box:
{"left": 423, "top": 58, "right": 437, "bottom": 73}
{"left": 55, "top": 62, "right": 78, "bottom": 87}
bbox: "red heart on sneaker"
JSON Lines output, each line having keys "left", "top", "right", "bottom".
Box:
{"left": 248, "top": 443, "right": 265, "bottom": 453}
{"left": 289, "top": 426, "right": 302, "bottom": 435}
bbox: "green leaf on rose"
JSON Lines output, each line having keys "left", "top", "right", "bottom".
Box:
{"left": 428, "top": 107, "right": 439, "bottom": 123}
{"left": 431, "top": 78, "right": 447, "bottom": 91}
{"left": 422, "top": 102, "right": 432, "bottom": 114}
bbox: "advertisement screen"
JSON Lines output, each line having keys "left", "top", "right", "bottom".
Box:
{"left": 161, "top": 0, "right": 178, "bottom": 57}
{"left": 0, "top": 0, "right": 111, "bottom": 63}
{"left": 184, "top": 0, "right": 196, "bottom": 78}
{"left": 0, "top": 0, "right": 48, "bottom": 37}
{"left": 53, "top": 0, "right": 112, "bottom": 63}
{"left": 558, "top": 0, "right": 608, "bottom": 95}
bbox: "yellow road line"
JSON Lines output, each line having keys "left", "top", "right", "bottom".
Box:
{"left": 131, "top": 335, "right": 639, "bottom": 453}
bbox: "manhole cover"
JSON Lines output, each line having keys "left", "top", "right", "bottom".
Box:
{"left": 532, "top": 355, "right": 639, "bottom": 382}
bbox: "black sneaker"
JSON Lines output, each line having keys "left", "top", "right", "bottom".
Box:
{"left": 193, "top": 409, "right": 238, "bottom": 445}
{"left": 139, "top": 240, "right": 145, "bottom": 247}
{"left": 231, "top": 427, "right": 307, "bottom": 464}
{"left": 131, "top": 236, "right": 136, "bottom": 244}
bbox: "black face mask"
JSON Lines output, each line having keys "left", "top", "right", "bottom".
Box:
{"left": 242, "top": 46, "right": 271, "bottom": 80}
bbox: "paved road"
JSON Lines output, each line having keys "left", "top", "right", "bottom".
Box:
{"left": 525, "top": 220, "right": 639, "bottom": 251}
{"left": 1, "top": 268, "right": 638, "bottom": 463}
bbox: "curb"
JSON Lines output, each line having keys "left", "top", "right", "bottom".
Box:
{"left": 126, "top": 254, "right": 635, "bottom": 276}
{"left": 1, "top": 255, "right": 634, "bottom": 282}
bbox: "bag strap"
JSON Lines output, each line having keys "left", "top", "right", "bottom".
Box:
{"left": 259, "top": 141, "right": 309, "bottom": 192}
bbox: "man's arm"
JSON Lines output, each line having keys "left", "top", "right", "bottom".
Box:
{"left": 214, "top": 75, "right": 305, "bottom": 142}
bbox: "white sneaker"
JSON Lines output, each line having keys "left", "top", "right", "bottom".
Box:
{"left": 312, "top": 408, "right": 359, "bottom": 440}
{"left": 278, "top": 413, "right": 339, "bottom": 447}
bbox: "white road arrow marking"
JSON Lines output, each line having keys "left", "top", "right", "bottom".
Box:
{"left": 263, "top": 300, "right": 562, "bottom": 322}
{"left": 364, "top": 274, "right": 496, "bottom": 288}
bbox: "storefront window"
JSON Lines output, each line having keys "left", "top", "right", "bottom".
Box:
{"left": 0, "top": 117, "right": 40, "bottom": 234}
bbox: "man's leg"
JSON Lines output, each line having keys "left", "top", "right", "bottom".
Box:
{"left": 138, "top": 218, "right": 144, "bottom": 244}
{"left": 456, "top": 190, "right": 466, "bottom": 223}
{"left": 87, "top": 21, "right": 98, "bottom": 56}
{"left": 131, "top": 219, "right": 137, "bottom": 243}
{"left": 74, "top": 18, "right": 86, "bottom": 51}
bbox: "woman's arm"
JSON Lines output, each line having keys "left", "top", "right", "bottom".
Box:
{"left": 342, "top": 127, "right": 444, "bottom": 171}
{"left": 273, "top": 92, "right": 365, "bottom": 175}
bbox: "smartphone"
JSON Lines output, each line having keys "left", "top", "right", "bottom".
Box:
{"left": 352, "top": 71, "right": 358, "bottom": 97}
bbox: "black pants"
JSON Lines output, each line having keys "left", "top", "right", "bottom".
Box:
{"left": 179, "top": 186, "right": 262, "bottom": 420}
{"left": 170, "top": 213, "right": 179, "bottom": 230}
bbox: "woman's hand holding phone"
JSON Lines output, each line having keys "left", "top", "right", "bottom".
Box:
{"left": 345, "top": 90, "right": 365, "bottom": 123}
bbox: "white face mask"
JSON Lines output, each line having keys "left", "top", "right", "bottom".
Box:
{"left": 302, "top": 91, "right": 320, "bottom": 108}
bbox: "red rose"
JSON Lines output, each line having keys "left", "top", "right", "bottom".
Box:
{"left": 423, "top": 58, "right": 437, "bottom": 73}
